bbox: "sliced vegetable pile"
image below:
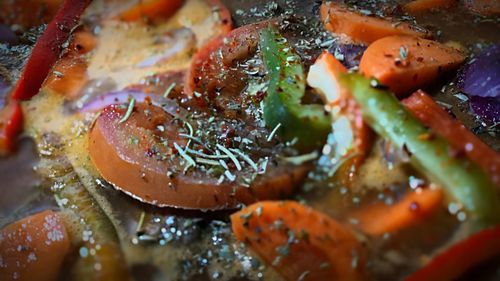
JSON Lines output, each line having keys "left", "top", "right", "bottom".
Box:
{"left": 1, "top": 0, "right": 500, "bottom": 281}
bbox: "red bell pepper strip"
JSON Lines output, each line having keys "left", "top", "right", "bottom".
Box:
{"left": 307, "top": 51, "right": 373, "bottom": 181}
{"left": 402, "top": 90, "right": 500, "bottom": 187}
{"left": 10, "top": 0, "right": 92, "bottom": 100}
{"left": 0, "top": 101, "right": 23, "bottom": 155}
{"left": 405, "top": 225, "right": 500, "bottom": 281}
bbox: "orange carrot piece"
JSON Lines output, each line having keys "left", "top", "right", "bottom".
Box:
{"left": 307, "top": 51, "right": 373, "bottom": 181}
{"left": 403, "top": 0, "right": 457, "bottom": 13}
{"left": 402, "top": 90, "right": 500, "bottom": 186}
{"left": 320, "top": 2, "right": 432, "bottom": 44}
{"left": 119, "top": 0, "right": 184, "bottom": 22}
{"left": 44, "top": 31, "right": 96, "bottom": 99}
{"left": 231, "top": 201, "right": 367, "bottom": 281}
{"left": 350, "top": 188, "right": 444, "bottom": 236}
{"left": 0, "top": 210, "right": 70, "bottom": 281}
{"left": 359, "top": 35, "right": 465, "bottom": 96}
{"left": 464, "top": 0, "right": 500, "bottom": 16}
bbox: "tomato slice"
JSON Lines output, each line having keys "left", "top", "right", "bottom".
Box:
{"left": 185, "top": 20, "right": 273, "bottom": 98}
{"left": 88, "top": 102, "right": 308, "bottom": 210}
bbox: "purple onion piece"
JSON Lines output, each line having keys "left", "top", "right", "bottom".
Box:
{"left": 0, "top": 77, "right": 10, "bottom": 109}
{"left": 0, "top": 24, "right": 18, "bottom": 45}
{"left": 460, "top": 44, "right": 500, "bottom": 98}
{"left": 79, "top": 89, "right": 183, "bottom": 118}
{"left": 469, "top": 96, "right": 500, "bottom": 123}
{"left": 327, "top": 42, "right": 367, "bottom": 69}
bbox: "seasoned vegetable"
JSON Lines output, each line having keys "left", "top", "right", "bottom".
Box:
{"left": 0, "top": 210, "right": 70, "bottom": 281}
{"left": 119, "top": 0, "right": 184, "bottom": 22}
{"left": 359, "top": 35, "right": 465, "bottom": 96}
{"left": 327, "top": 42, "right": 367, "bottom": 69}
{"left": 88, "top": 102, "right": 307, "bottom": 209}
{"left": 459, "top": 44, "right": 499, "bottom": 99}
{"left": 405, "top": 225, "right": 500, "bottom": 281}
{"left": 10, "top": 0, "right": 92, "bottom": 100}
{"left": 307, "top": 52, "right": 372, "bottom": 179}
{"left": 0, "top": 101, "right": 23, "bottom": 155}
{"left": 320, "top": 2, "right": 431, "bottom": 44}
{"left": 231, "top": 201, "right": 367, "bottom": 281}
{"left": 261, "top": 26, "right": 330, "bottom": 152}
{"left": 44, "top": 31, "right": 97, "bottom": 99}
{"left": 185, "top": 19, "right": 268, "bottom": 101}
{"left": 402, "top": 90, "right": 500, "bottom": 186}
{"left": 469, "top": 96, "right": 500, "bottom": 123}
{"left": 403, "top": 0, "right": 457, "bottom": 13}
{"left": 350, "top": 187, "right": 444, "bottom": 235}
{"left": 339, "top": 73, "right": 500, "bottom": 225}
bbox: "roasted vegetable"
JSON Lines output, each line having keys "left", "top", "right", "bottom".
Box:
{"left": 402, "top": 90, "right": 500, "bottom": 186}
{"left": 231, "top": 201, "right": 367, "bottom": 281}
{"left": 260, "top": 26, "right": 330, "bottom": 152}
{"left": 405, "top": 225, "right": 500, "bottom": 281}
{"left": 320, "top": 2, "right": 431, "bottom": 44}
{"left": 339, "top": 73, "right": 500, "bottom": 225}
{"left": 0, "top": 210, "right": 70, "bottom": 281}
{"left": 359, "top": 35, "right": 465, "bottom": 96}
{"left": 10, "top": 0, "right": 92, "bottom": 100}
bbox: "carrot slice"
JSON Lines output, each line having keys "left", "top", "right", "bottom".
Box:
{"left": 403, "top": 0, "right": 457, "bottom": 13}
{"left": 0, "top": 210, "right": 70, "bottom": 281}
{"left": 119, "top": 0, "right": 184, "bottom": 22}
{"left": 402, "top": 90, "right": 500, "bottom": 186}
{"left": 231, "top": 201, "right": 367, "bottom": 281}
{"left": 307, "top": 51, "right": 372, "bottom": 182}
{"left": 350, "top": 188, "right": 444, "bottom": 236}
{"left": 0, "top": 0, "right": 62, "bottom": 28}
{"left": 359, "top": 35, "right": 465, "bottom": 96}
{"left": 320, "top": 2, "right": 431, "bottom": 44}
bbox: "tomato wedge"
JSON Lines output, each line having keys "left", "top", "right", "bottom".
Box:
{"left": 185, "top": 20, "right": 272, "bottom": 98}
{"left": 88, "top": 102, "right": 308, "bottom": 210}
{"left": 0, "top": 210, "right": 70, "bottom": 281}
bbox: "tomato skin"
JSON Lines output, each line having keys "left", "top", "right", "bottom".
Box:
{"left": 88, "top": 102, "right": 307, "bottom": 210}
{"left": 0, "top": 102, "right": 23, "bottom": 155}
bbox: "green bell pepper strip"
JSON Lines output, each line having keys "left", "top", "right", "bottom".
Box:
{"left": 339, "top": 73, "right": 500, "bottom": 226}
{"left": 260, "top": 26, "right": 330, "bottom": 152}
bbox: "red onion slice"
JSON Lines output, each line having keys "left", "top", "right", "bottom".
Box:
{"left": 460, "top": 44, "right": 500, "bottom": 98}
